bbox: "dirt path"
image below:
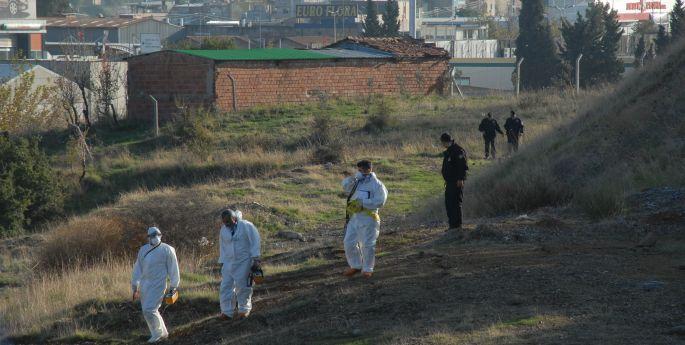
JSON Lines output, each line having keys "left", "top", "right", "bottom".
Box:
{"left": 157, "top": 206, "right": 685, "bottom": 345}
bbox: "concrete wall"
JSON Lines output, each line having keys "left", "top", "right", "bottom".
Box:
{"left": 38, "top": 60, "right": 128, "bottom": 122}
{"left": 127, "top": 51, "right": 214, "bottom": 122}
{"left": 452, "top": 60, "right": 516, "bottom": 90}
{"left": 452, "top": 59, "right": 638, "bottom": 91}
{"left": 213, "top": 58, "right": 448, "bottom": 111}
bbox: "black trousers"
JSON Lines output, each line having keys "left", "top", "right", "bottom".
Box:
{"left": 444, "top": 182, "right": 464, "bottom": 228}
{"left": 484, "top": 136, "right": 496, "bottom": 158}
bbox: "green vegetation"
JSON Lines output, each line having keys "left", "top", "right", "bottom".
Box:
{"left": 0, "top": 90, "right": 582, "bottom": 341}
{"left": 560, "top": 1, "right": 624, "bottom": 86}
{"left": 467, "top": 40, "right": 685, "bottom": 218}
{"left": 0, "top": 135, "right": 64, "bottom": 237}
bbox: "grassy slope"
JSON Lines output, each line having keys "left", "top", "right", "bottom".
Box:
{"left": 2, "top": 90, "right": 591, "bottom": 343}
{"left": 465, "top": 41, "right": 685, "bottom": 218}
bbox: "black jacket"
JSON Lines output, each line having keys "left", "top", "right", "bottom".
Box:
{"left": 504, "top": 117, "right": 524, "bottom": 135}
{"left": 478, "top": 118, "right": 504, "bottom": 138}
{"left": 442, "top": 143, "right": 468, "bottom": 182}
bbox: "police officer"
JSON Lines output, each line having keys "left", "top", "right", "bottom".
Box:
{"left": 440, "top": 133, "right": 468, "bottom": 231}
{"left": 478, "top": 112, "right": 504, "bottom": 159}
{"left": 504, "top": 110, "right": 524, "bottom": 154}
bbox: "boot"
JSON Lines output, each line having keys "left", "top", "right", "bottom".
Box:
{"left": 343, "top": 268, "right": 361, "bottom": 277}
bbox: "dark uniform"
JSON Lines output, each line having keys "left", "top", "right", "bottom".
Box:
{"left": 478, "top": 117, "right": 504, "bottom": 159}
{"left": 442, "top": 143, "right": 468, "bottom": 229}
{"left": 504, "top": 116, "right": 524, "bottom": 154}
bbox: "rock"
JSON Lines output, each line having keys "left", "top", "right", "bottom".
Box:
{"left": 668, "top": 325, "right": 685, "bottom": 336}
{"left": 323, "top": 162, "right": 334, "bottom": 170}
{"left": 275, "top": 231, "right": 307, "bottom": 242}
{"left": 636, "top": 232, "right": 657, "bottom": 248}
{"left": 515, "top": 214, "right": 535, "bottom": 221}
{"left": 470, "top": 224, "right": 501, "bottom": 241}
{"left": 641, "top": 280, "right": 666, "bottom": 291}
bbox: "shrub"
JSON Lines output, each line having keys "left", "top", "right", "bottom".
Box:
{"left": 574, "top": 181, "right": 626, "bottom": 219}
{"left": 312, "top": 142, "right": 344, "bottom": 164}
{"left": 0, "top": 135, "right": 64, "bottom": 236}
{"left": 166, "top": 107, "right": 217, "bottom": 159}
{"left": 310, "top": 113, "right": 333, "bottom": 145}
{"left": 364, "top": 98, "right": 397, "bottom": 133}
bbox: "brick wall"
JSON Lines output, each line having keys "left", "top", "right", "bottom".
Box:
{"left": 127, "top": 51, "right": 215, "bottom": 122}
{"left": 214, "top": 58, "right": 448, "bottom": 111}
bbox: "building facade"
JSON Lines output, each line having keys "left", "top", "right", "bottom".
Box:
{"left": 127, "top": 37, "right": 449, "bottom": 121}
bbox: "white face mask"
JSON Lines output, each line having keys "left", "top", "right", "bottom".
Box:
{"left": 149, "top": 235, "right": 161, "bottom": 246}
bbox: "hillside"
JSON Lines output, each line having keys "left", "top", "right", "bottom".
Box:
{"left": 1, "top": 42, "right": 684, "bottom": 344}
{"left": 464, "top": 40, "right": 685, "bottom": 218}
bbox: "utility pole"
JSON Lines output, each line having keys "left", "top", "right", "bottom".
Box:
{"left": 575, "top": 53, "right": 582, "bottom": 93}
{"left": 149, "top": 95, "right": 159, "bottom": 137}
{"left": 516, "top": 57, "right": 524, "bottom": 97}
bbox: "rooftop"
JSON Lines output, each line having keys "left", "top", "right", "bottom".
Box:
{"left": 617, "top": 13, "right": 652, "bottom": 22}
{"left": 326, "top": 36, "right": 450, "bottom": 58}
{"left": 173, "top": 48, "right": 335, "bottom": 61}
{"left": 43, "top": 17, "right": 167, "bottom": 28}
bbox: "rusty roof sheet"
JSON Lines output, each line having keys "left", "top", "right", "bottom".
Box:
{"left": 43, "top": 17, "right": 163, "bottom": 28}
{"left": 326, "top": 36, "right": 450, "bottom": 59}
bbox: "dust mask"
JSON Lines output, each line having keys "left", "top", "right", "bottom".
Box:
{"left": 149, "top": 235, "right": 161, "bottom": 246}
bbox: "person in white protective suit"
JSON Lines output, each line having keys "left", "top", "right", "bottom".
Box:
{"left": 131, "top": 226, "right": 180, "bottom": 343}
{"left": 218, "top": 209, "right": 261, "bottom": 320}
{"left": 342, "top": 160, "right": 388, "bottom": 278}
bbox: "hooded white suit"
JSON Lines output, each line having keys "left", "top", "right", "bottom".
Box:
{"left": 343, "top": 172, "right": 388, "bottom": 273}
{"left": 218, "top": 211, "right": 261, "bottom": 316}
{"left": 131, "top": 235, "right": 180, "bottom": 342}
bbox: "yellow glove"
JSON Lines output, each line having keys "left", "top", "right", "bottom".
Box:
{"left": 347, "top": 199, "right": 363, "bottom": 214}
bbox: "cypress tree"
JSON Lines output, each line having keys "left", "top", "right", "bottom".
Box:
{"left": 671, "top": 0, "right": 685, "bottom": 40}
{"left": 382, "top": 0, "right": 400, "bottom": 36}
{"left": 654, "top": 25, "right": 670, "bottom": 54}
{"left": 515, "top": 0, "right": 561, "bottom": 89}
{"left": 634, "top": 36, "right": 646, "bottom": 67}
{"left": 363, "top": 0, "right": 383, "bottom": 37}
{"left": 599, "top": 2, "right": 624, "bottom": 82}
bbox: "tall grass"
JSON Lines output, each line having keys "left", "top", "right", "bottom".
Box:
{"left": 3, "top": 88, "right": 606, "bottom": 341}
{"left": 0, "top": 258, "right": 132, "bottom": 338}
{"left": 463, "top": 41, "right": 685, "bottom": 218}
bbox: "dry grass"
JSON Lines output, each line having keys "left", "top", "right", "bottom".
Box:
{"left": 463, "top": 41, "right": 685, "bottom": 218}
{"left": 3, "top": 87, "right": 611, "bottom": 341}
{"left": 0, "top": 258, "right": 132, "bottom": 338}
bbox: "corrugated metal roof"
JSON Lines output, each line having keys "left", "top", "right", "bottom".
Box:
{"left": 317, "top": 48, "right": 392, "bottom": 59}
{"left": 43, "top": 17, "right": 162, "bottom": 28}
{"left": 175, "top": 48, "right": 335, "bottom": 61}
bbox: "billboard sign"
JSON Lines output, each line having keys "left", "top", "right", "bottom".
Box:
{"left": 601, "top": 0, "right": 673, "bottom": 15}
{"left": 0, "top": 0, "right": 36, "bottom": 19}
{"left": 296, "top": 5, "right": 359, "bottom": 18}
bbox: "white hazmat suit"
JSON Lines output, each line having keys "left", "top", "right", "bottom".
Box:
{"left": 343, "top": 172, "right": 388, "bottom": 273}
{"left": 218, "top": 211, "right": 261, "bottom": 317}
{"left": 131, "top": 227, "right": 180, "bottom": 343}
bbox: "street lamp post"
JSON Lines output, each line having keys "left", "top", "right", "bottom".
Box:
{"left": 328, "top": 8, "right": 343, "bottom": 43}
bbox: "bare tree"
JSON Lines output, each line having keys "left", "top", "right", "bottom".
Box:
{"left": 59, "top": 35, "right": 95, "bottom": 127}
{"left": 68, "top": 123, "right": 93, "bottom": 182}
{"left": 94, "top": 56, "right": 121, "bottom": 126}
{"left": 53, "top": 71, "right": 82, "bottom": 127}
